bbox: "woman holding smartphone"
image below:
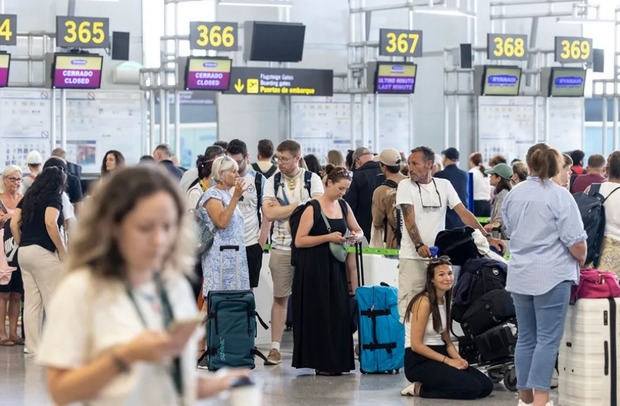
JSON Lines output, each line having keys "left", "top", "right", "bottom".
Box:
{"left": 292, "top": 165, "right": 363, "bottom": 375}
{"left": 36, "top": 166, "right": 247, "bottom": 406}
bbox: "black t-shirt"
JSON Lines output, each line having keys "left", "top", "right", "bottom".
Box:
{"left": 17, "top": 194, "right": 64, "bottom": 252}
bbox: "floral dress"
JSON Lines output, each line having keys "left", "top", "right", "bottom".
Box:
{"left": 200, "top": 187, "right": 249, "bottom": 297}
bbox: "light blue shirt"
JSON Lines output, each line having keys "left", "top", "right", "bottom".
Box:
{"left": 502, "top": 177, "right": 587, "bottom": 295}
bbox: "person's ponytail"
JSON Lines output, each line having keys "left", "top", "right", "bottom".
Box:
{"left": 526, "top": 143, "right": 561, "bottom": 181}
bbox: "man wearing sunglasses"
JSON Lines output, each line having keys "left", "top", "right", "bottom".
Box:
{"left": 395, "top": 146, "right": 506, "bottom": 318}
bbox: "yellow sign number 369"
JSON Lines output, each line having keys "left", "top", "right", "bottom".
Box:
{"left": 560, "top": 39, "right": 590, "bottom": 60}
{"left": 64, "top": 20, "right": 105, "bottom": 44}
{"left": 196, "top": 25, "right": 235, "bottom": 48}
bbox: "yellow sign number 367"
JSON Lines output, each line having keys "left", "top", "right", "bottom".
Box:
{"left": 64, "top": 20, "right": 105, "bottom": 44}
{"left": 385, "top": 32, "right": 420, "bottom": 54}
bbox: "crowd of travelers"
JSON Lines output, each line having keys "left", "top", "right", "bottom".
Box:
{"left": 0, "top": 138, "right": 618, "bottom": 406}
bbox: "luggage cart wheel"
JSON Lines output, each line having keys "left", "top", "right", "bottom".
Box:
{"left": 504, "top": 367, "right": 517, "bottom": 392}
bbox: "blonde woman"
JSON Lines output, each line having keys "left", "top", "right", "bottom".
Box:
{"left": 200, "top": 155, "right": 249, "bottom": 298}
{"left": 0, "top": 165, "right": 24, "bottom": 346}
{"left": 36, "top": 165, "right": 247, "bottom": 406}
{"left": 327, "top": 150, "right": 345, "bottom": 167}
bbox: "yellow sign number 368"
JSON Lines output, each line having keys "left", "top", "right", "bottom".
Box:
{"left": 196, "top": 25, "right": 235, "bottom": 48}
{"left": 64, "top": 20, "right": 105, "bottom": 44}
{"left": 493, "top": 37, "right": 525, "bottom": 58}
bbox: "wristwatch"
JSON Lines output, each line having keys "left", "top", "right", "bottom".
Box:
{"left": 414, "top": 242, "right": 425, "bottom": 250}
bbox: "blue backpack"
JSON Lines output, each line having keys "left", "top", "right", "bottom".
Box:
{"left": 356, "top": 283, "right": 404, "bottom": 374}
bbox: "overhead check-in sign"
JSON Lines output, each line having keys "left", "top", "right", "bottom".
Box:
{"left": 56, "top": 16, "right": 110, "bottom": 48}
{"left": 487, "top": 34, "right": 528, "bottom": 61}
{"left": 0, "top": 14, "right": 17, "bottom": 46}
{"left": 555, "top": 36, "right": 592, "bottom": 63}
{"left": 379, "top": 29, "right": 423, "bottom": 57}
{"left": 189, "top": 22, "right": 238, "bottom": 51}
{"left": 224, "top": 67, "right": 333, "bottom": 96}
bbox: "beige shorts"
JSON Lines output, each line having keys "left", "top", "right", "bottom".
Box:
{"left": 269, "top": 248, "right": 294, "bottom": 298}
{"left": 398, "top": 258, "right": 428, "bottom": 320}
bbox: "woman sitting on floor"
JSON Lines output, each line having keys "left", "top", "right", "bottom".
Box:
{"left": 402, "top": 256, "right": 493, "bottom": 399}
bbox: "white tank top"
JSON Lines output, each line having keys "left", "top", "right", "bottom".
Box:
{"left": 405, "top": 304, "right": 447, "bottom": 348}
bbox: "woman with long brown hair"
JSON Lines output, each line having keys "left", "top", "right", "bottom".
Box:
{"left": 402, "top": 257, "right": 493, "bottom": 399}
{"left": 468, "top": 152, "right": 491, "bottom": 217}
{"left": 36, "top": 165, "right": 247, "bottom": 406}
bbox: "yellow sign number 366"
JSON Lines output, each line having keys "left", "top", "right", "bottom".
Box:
{"left": 196, "top": 25, "right": 235, "bottom": 48}
{"left": 64, "top": 20, "right": 105, "bottom": 44}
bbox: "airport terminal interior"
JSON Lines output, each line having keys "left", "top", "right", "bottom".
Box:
{"left": 0, "top": 0, "right": 619, "bottom": 405}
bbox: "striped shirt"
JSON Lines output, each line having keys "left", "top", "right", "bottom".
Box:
{"left": 502, "top": 177, "right": 587, "bottom": 295}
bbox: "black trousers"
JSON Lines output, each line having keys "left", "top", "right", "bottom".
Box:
{"left": 405, "top": 346, "right": 493, "bottom": 400}
{"left": 473, "top": 200, "right": 492, "bottom": 217}
{"left": 246, "top": 243, "right": 264, "bottom": 288}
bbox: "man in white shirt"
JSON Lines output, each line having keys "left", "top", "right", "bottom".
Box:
{"left": 262, "top": 140, "right": 323, "bottom": 365}
{"left": 396, "top": 146, "right": 506, "bottom": 318}
{"left": 226, "top": 139, "right": 271, "bottom": 289}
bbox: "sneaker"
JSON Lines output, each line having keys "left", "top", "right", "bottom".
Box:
{"left": 400, "top": 383, "right": 415, "bottom": 396}
{"left": 196, "top": 352, "right": 209, "bottom": 370}
{"left": 517, "top": 400, "right": 533, "bottom": 406}
{"left": 265, "top": 348, "right": 281, "bottom": 365}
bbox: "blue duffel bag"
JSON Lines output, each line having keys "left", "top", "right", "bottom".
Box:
{"left": 356, "top": 283, "right": 405, "bottom": 374}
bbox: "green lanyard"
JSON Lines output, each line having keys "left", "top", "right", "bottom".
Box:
{"left": 125, "top": 272, "right": 183, "bottom": 400}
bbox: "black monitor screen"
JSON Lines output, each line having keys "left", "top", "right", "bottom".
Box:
{"left": 482, "top": 65, "right": 521, "bottom": 96}
{"left": 247, "top": 22, "right": 305, "bottom": 62}
{"left": 549, "top": 67, "right": 586, "bottom": 97}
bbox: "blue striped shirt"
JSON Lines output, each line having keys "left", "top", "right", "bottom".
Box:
{"left": 501, "top": 177, "right": 587, "bottom": 295}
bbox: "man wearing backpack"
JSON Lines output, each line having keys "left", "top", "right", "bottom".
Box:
{"left": 571, "top": 154, "right": 607, "bottom": 194}
{"left": 252, "top": 139, "right": 278, "bottom": 179}
{"left": 262, "top": 140, "right": 323, "bottom": 365}
{"left": 227, "top": 139, "right": 271, "bottom": 291}
{"left": 370, "top": 148, "right": 406, "bottom": 249}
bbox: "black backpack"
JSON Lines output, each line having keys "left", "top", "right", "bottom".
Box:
{"left": 434, "top": 226, "right": 480, "bottom": 266}
{"left": 573, "top": 183, "right": 620, "bottom": 268}
{"left": 273, "top": 171, "right": 312, "bottom": 203}
{"left": 252, "top": 162, "right": 277, "bottom": 180}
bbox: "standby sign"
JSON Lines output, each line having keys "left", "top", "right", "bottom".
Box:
{"left": 225, "top": 67, "right": 333, "bottom": 96}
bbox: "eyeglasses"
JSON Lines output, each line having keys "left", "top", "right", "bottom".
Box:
{"left": 415, "top": 179, "right": 442, "bottom": 209}
{"left": 5, "top": 177, "right": 21, "bottom": 183}
{"left": 428, "top": 255, "right": 451, "bottom": 265}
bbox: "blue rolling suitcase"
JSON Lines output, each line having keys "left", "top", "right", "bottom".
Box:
{"left": 355, "top": 243, "right": 404, "bottom": 374}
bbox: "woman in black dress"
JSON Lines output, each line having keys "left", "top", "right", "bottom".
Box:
{"left": 292, "top": 166, "right": 364, "bottom": 375}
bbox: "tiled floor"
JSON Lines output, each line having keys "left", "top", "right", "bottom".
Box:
{"left": 0, "top": 331, "right": 560, "bottom": 406}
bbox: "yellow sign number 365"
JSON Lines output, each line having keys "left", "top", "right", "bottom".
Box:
{"left": 64, "top": 20, "right": 105, "bottom": 44}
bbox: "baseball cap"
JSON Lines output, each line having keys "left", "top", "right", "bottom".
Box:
{"left": 352, "top": 147, "right": 372, "bottom": 163}
{"left": 377, "top": 148, "right": 401, "bottom": 166}
{"left": 485, "top": 163, "right": 513, "bottom": 180}
{"left": 26, "top": 150, "right": 42, "bottom": 165}
{"left": 441, "top": 147, "right": 460, "bottom": 161}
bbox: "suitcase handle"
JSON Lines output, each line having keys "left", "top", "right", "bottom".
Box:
{"left": 220, "top": 245, "right": 240, "bottom": 251}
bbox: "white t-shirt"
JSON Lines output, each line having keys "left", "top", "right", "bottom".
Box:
{"left": 396, "top": 177, "right": 462, "bottom": 259}
{"left": 263, "top": 168, "right": 324, "bottom": 250}
{"left": 180, "top": 168, "right": 199, "bottom": 193}
{"left": 187, "top": 182, "right": 205, "bottom": 211}
{"left": 234, "top": 169, "right": 265, "bottom": 246}
{"left": 469, "top": 167, "right": 491, "bottom": 201}
{"left": 405, "top": 303, "right": 447, "bottom": 348}
{"left": 601, "top": 182, "right": 620, "bottom": 240}
{"left": 37, "top": 269, "right": 198, "bottom": 406}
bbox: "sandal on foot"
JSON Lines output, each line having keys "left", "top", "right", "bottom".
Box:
{"left": 9, "top": 337, "right": 24, "bottom": 345}
{"left": 0, "top": 339, "right": 15, "bottom": 346}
